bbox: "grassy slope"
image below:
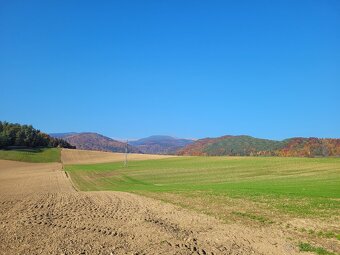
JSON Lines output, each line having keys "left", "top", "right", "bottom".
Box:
{"left": 66, "top": 156, "right": 340, "bottom": 219}
{"left": 0, "top": 148, "right": 61, "bottom": 163}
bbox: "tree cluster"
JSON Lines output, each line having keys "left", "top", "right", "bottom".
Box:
{"left": 275, "top": 138, "right": 340, "bottom": 157}
{"left": 0, "top": 121, "right": 75, "bottom": 149}
{"left": 178, "top": 136, "right": 340, "bottom": 157}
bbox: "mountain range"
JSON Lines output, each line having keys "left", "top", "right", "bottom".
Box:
{"left": 49, "top": 133, "right": 193, "bottom": 154}
{"left": 50, "top": 132, "right": 340, "bottom": 157}
{"left": 48, "top": 132, "right": 78, "bottom": 138}
{"left": 129, "top": 135, "right": 194, "bottom": 154}
{"left": 49, "top": 132, "right": 141, "bottom": 153}
{"left": 178, "top": 135, "right": 340, "bottom": 157}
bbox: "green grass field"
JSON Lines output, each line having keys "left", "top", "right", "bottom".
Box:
{"left": 66, "top": 156, "right": 340, "bottom": 222}
{"left": 0, "top": 148, "right": 61, "bottom": 163}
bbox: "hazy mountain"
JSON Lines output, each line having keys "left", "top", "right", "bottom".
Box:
{"left": 49, "top": 132, "right": 340, "bottom": 157}
{"left": 49, "top": 132, "right": 78, "bottom": 138}
{"left": 178, "top": 135, "right": 340, "bottom": 157}
{"left": 51, "top": 132, "right": 141, "bottom": 153}
{"left": 130, "top": 135, "right": 194, "bottom": 154}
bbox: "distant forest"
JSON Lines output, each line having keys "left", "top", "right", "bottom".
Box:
{"left": 0, "top": 121, "right": 75, "bottom": 149}
{"left": 178, "top": 135, "right": 340, "bottom": 157}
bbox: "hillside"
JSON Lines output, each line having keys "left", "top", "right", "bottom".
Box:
{"left": 278, "top": 137, "right": 340, "bottom": 157}
{"left": 0, "top": 121, "right": 74, "bottom": 149}
{"left": 53, "top": 132, "right": 141, "bottom": 153}
{"left": 129, "top": 135, "right": 194, "bottom": 154}
{"left": 61, "top": 148, "right": 174, "bottom": 164}
{"left": 49, "top": 132, "right": 78, "bottom": 138}
{"left": 178, "top": 135, "right": 340, "bottom": 157}
{"left": 0, "top": 148, "right": 61, "bottom": 163}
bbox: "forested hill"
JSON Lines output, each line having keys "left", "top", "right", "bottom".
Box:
{"left": 129, "top": 135, "right": 194, "bottom": 154}
{"left": 50, "top": 132, "right": 141, "bottom": 153}
{"left": 0, "top": 121, "right": 75, "bottom": 149}
{"left": 178, "top": 135, "right": 340, "bottom": 157}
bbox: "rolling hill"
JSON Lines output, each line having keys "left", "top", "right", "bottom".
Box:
{"left": 129, "top": 135, "right": 194, "bottom": 155}
{"left": 0, "top": 121, "right": 74, "bottom": 149}
{"left": 50, "top": 131, "right": 340, "bottom": 157}
{"left": 49, "top": 132, "right": 78, "bottom": 138}
{"left": 178, "top": 135, "right": 340, "bottom": 157}
{"left": 50, "top": 132, "right": 141, "bottom": 153}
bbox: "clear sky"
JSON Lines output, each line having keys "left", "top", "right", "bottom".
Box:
{"left": 1, "top": 0, "right": 339, "bottom": 140}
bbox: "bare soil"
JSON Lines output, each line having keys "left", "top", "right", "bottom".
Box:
{"left": 0, "top": 159, "right": 301, "bottom": 255}
{"left": 61, "top": 148, "right": 175, "bottom": 165}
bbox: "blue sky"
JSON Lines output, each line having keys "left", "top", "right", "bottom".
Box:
{"left": 1, "top": 0, "right": 339, "bottom": 140}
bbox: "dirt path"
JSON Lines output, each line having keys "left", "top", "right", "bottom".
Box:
{"left": 0, "top": 159, "right": 299, "bottom": 254}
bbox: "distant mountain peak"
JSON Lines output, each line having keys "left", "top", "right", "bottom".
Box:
{"left": 129, "top": 135, "right": 194, "bottom": 155}
{"left": 50, "top": 132, "right": 140, "bottom": 153}
{"left": 49, "top": 132, "right": 78, "bottom": 138}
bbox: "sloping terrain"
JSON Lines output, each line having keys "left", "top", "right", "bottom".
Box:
{"left": 61, "top": 148, "right": 174, "bottom": 165}
{"left": 0, "top": 121, "right": 74, "bottom": 149}
{"left": 0, "top": 160, "right": 73, "bottom": 196}
{"left": 49, "top": 132, "right": 78, "bottom": 138}
{"left": 0, "top": 157, "right": 301, "bottom": 254}
{"left": 130, "top": 135, "right": 194, "bottom": 154}
{"left": 179, "top": 135, "right": 340, "bottom": 157}
{"left": 178, "top": 135, "right": 280, "bottom": 156}
{"left": 279, "top": 137, "right": 340, "bottom": 157}
{"left": 54, "top": 132, "right": 141, "bottom": 153}
{"left": 0, "top": 148, "right": 61, "bottom": 163}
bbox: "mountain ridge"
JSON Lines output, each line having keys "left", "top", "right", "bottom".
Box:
{"left": 49, "top": 132, "right": 78, "bottom": 138}
{"left": 129, "top": 135, "right": 194, "bottom": 155}
{"left": 178, "top": 135, "right": 340, "bottom": 157}
{"left": 50, "top": 132, "right": 340, "bottom": 157}
{"left": 50, "top": 132, "right": 141, "bottom": 153}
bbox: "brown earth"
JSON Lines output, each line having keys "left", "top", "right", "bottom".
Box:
{"left": 0, "top": 158, "right": 301, "bottom": 255}
{"left": 61, "top": 148, "right": 175, "bottom": 165}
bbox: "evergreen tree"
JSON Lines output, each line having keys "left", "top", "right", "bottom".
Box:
{"left": 0, "top": 121, "right": 75, "bottom": 149}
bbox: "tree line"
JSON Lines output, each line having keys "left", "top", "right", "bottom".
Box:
{"left": 0, "top": 121, "right": 75, "bottom": 149}
{"left": 178, "top": 135, "right": 340, "bottom": 157}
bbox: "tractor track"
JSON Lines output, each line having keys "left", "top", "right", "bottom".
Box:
{"left": 0, "top": 157, "right": 298, "bottom": 254}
